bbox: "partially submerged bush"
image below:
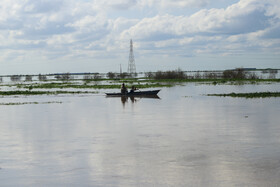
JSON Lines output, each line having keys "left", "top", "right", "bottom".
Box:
{"left": 247, "top": 72, "right": 259, "bottom": 79}
{"left": 145, "top": 72, "right": 154, "bottom": 78}
{"left": 107, "top": 72, "right": 116, "bottom": 79}
{"left": 222, "top": 69, "right": 263, "bottom": 79}
{"left": 203, "top": 72, "right": 219, "bottom": 79}
{"left": 119, "top": 72, "right": 129, "bottom": 79}
{"left": 11, "top": 75, "right": 22, "bottom": 82}
{"left": 38, "top": 74, "right": 47, "bottom": 81}
{"left": 25, "top": 75, "right": 33, "bottom": 81}
{"left": 222, "top": 69, "right": 246, "bottom": 79}
{"left": 83, "top": 75, "right": 94, "bottom": 80}
{"left": 55, "top": 73, "right": 72, "bottom": 81}
{"left": 93, "top": 73, "right": 101, "bottom": 80}
{"left": 154, "top": 69, "right": 186, "bottom": 79}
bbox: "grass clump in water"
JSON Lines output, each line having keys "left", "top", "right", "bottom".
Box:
{"left": 0, "top": 101, "right": 62, "bottom": 105}
{"left": 207, "top": 92, "right": 280, "bottom": 98}
{"left": 0, "top": 90, "right": 98, "bottom": 96}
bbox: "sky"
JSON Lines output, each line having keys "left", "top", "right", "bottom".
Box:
{"left": 0, "top": 0, "right": 279, "bottom": 75}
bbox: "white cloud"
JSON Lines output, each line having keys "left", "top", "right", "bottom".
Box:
{"left": 123, "top": 0, "right": 272, "bottom": 38}
{"left": 100, "top": 0, "right": 137, "bottom": 10}
{"left": 0, "top": 0, "right": 279, "bottom": 74}
{"left": 119, "top": 0, "right": 280, "bottom": 57}
{"left": 138, "top": 0, "right": 210, "bottom": 9}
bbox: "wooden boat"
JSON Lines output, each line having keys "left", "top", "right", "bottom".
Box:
{"left": 106, "top": 89, "right": 160, "bottom": 97}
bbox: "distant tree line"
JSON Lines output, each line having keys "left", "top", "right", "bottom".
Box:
{"left": 145, "top": 68, "right": 269, "bottom": 80}
{"left": 4, "top": 68, "right": 278, "bottom": 82}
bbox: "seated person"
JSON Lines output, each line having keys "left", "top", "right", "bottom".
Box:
{"left": 130, "top": 86, "right": 137, "bottom": 93}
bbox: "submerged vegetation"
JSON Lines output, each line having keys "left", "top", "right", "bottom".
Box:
{"left": 147, "top": 68, "right": 279, "bottom": 81}
{"left": 15, "top": 82, "right": 172, "bottom": 90}
{"left": 0, "top": 101, "right": 62, "bottom": 105}
{"left": 141, "top": 69, "right": 280, "bottom": 86}
{"left": 0, "top": 90, "right": 98, "bottom": 96}
{"left": 207, "top": 92, "right": 280, "bottom": 98}
{"left": 3, "top": 68, "right": 279, "bottom": 84}
{"left": 0, "top": 69, "right": 278, "bottom": 97}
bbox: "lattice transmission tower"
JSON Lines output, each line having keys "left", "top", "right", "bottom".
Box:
{"left": 127, "top": 39, "right": 136, "bottom": 75}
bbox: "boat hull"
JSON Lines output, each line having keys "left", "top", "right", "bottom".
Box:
{"left": 106, "top": 90, "right": 160, "bottom": 97}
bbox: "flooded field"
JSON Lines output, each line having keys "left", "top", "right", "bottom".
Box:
{"left": 0, "top": 82, "right": 280, "bottom": 186}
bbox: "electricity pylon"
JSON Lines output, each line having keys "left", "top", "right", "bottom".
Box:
{"left": 127, "top": 39, "right": 136, "bottom": 75}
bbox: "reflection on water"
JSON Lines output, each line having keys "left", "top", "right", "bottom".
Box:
{"left": 119, "top": 95, "right": 161, "bottom": 106}
{"left": 121, "top": 96, "right": 137, "bottom": 106}
{"left": 0, "top": 83, "right": 280, "bottom": 186}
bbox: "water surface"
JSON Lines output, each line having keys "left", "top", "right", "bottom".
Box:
{"left": 0, "top": 83, "right": 280, "bottom": 186}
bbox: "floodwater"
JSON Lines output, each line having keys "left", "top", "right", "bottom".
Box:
{"left": 0, "top": 83, "right": 280, "bottom": 187}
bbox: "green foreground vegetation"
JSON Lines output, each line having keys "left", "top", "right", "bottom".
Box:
{"left": 0, "top": 90, "right": 98, "bottom": 96}
{"left": 207, "top": 92, "right": 280, "bottom": 98}
{"left": 0, "top": 101, "right": 62, "bottom": 105}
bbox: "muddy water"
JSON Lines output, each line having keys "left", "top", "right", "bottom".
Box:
{"left": 0, "top": 83, "right": 280, "bottom": 186}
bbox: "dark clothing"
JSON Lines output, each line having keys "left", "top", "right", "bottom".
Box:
{"left": 130, "top": 86, "right": 137, "bottom": 93}
{"left": 121, "top": 84, "right": 127, "bottom": 94}
{"left": 121, "top": 88, "right": 127, "bottom": 94}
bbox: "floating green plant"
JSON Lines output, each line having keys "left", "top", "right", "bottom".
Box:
{"left": 0, "top": 101, "right": 63, "bottom": 105}
{"left": 0, "top": 90, "right": 98, "bottom": 96}
{"left": 207, "top": 92, "right": 280, "bottom": 98}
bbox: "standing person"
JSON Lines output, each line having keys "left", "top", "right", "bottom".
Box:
{"left": 121, "top": 83, "right": 127, "bottom": 94}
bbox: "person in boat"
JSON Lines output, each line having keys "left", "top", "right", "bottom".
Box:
{"left": 121, "top": 83, "right": 128, "bottom": 94}
{"left": 130, "top": 85, "right": 138, "bottom": 93}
